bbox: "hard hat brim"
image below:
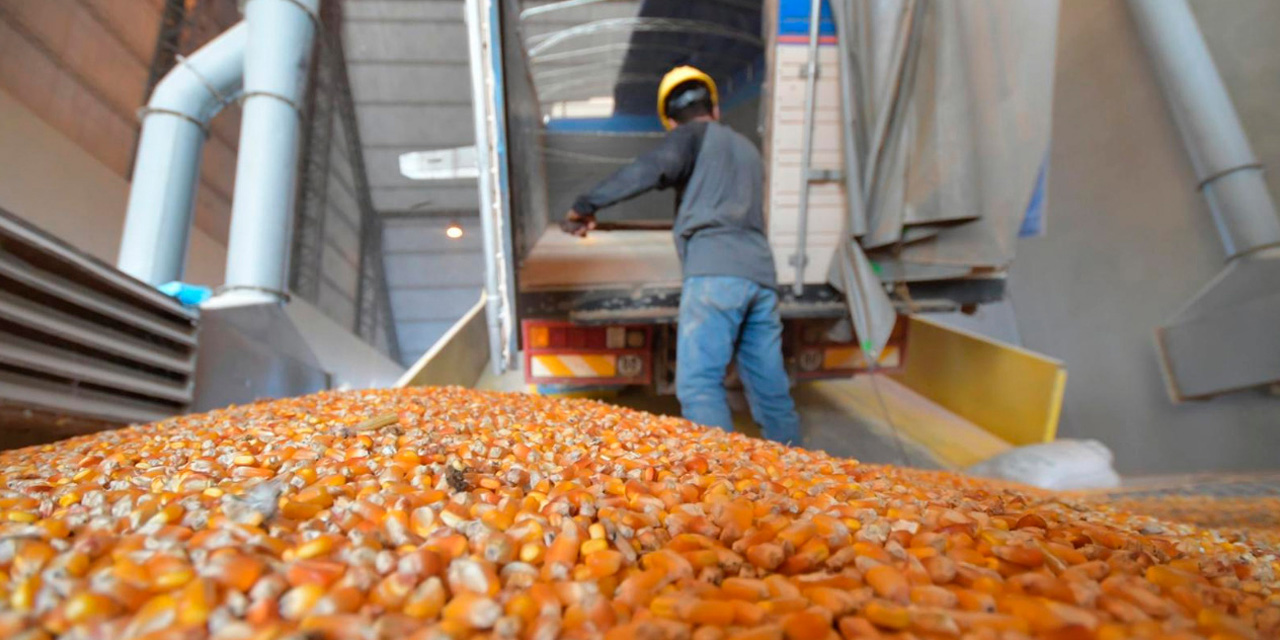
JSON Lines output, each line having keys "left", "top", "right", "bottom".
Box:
{"left": 657, "top": 66, "right": 719, "bottom": 130}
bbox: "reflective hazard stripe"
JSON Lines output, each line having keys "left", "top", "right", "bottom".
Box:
{"left": 531, "top": 354, "right": 617, "bottom": 378}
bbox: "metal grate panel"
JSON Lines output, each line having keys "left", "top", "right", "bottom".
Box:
{"left": 0, "top": 208, "right": 197, "bottom": 439}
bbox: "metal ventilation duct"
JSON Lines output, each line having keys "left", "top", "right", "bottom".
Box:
{"left": 0, "top": 208, "right": 198, "bottom": 438}
{"left": 1129, "top": 0, "right": 1280, "bottom": 400}
{"left": 118, "top": 22, "right": 247, "bottom": 286}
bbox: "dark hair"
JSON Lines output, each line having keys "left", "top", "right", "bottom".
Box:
{"left": 665, "top": 80, "right": 715, "bottom": 124}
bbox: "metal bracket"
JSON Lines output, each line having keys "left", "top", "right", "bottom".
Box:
{"left": 807, "top": 168, "right": 843, "bottom": 183}
{"left": 240, "top": 90, "right": 305, "bottom": 117}
{"left": 136, "top": 107, "right": 211, "bottom": 136}
{"left": 1196, "top": 162, "right": 1264, "bottom": 191}
{"left": 788, "top": 253, "right": 810, "bottom": 268}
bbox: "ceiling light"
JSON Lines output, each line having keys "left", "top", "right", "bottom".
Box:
{"left": 399, "top": 146, "right": 479, "bottom": 180}
{"left": 445, "top": 221, "right": 464, "bottom": 240}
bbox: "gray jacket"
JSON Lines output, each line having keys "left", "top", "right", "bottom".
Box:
{"left": 571, "top": 121, "right": 778, "bottom": 287}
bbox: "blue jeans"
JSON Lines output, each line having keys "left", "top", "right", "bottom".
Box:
{"left": 676, "top": 276, "right": 801, "bottom": 445}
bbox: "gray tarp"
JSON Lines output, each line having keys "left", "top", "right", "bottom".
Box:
{"left": 832, "top": 0, "right": 1059, "bottom": 356}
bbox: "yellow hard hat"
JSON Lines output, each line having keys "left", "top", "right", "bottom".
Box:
{"left": 657, "top": 66, "right": 718, "bottom": 130}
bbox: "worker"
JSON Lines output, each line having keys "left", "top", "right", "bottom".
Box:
{"left": 563, "top": 66, "right": 802, "bottom": 446}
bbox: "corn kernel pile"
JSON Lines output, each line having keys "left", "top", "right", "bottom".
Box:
{"left": 0, "top": 387, "right": 1276, "bottom": 640}
{"left": 1104, "top": 497, "right": 1280, "bottom": 542}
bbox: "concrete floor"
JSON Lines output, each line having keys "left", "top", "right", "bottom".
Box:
{"left": 475, "top": 364, "right": 984, "bottom": 470}
{"left": 791, "top": 382, "right": 944, "bottom": 469}
{"left": 596, "top": 385, "right": 940, "bottom": 469}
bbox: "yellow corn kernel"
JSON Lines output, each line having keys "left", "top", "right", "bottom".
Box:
{"left": 404, "top": 576, "right": 447, "bottom": 619}
{"left": 10, "top": 575, "right": 40, "bottom": 612}
{"left": 63, "top": 592, "right": 120, "bottom": 625}
{"left": 581, "top": 538, "right": 610, "bottom": 556}
{"left": 291, "top": 534, "right": 340, "bottom": 560}
{"left": 280, "top": 584, "right": 326, "bottom": 621}
{"left": 863, "top": 600, "right": 910, "bottom": 630}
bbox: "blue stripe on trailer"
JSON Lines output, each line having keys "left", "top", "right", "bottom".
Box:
{"left": 546, "top": 115, "right": 665, "bottom": 133}
{"left": 778, "top": 0, "right": 836, "bottom": 37}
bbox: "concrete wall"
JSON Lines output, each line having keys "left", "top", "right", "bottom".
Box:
{"left": 0, "top": 0, "right": 242, "bottom": 248}
{"left": 1191, "top": 0, "right": 1280, "bottom": 209}
{"left": 1006, "top": 0, "right": 1280, "bottom": 474}
{"left": 286, "top": 297, "right": 405, "bottom": 390}
{"left": 0, "top": 88, "right": 227, "bottom": 286}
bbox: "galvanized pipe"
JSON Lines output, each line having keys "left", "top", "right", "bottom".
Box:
{"left": 215, "top": 0, "right": 321, "bottom": 307}
{"left": 1129, "top": 0, "right": 1280, "bottom": 259}
{"left": 118, "top": 23, "right": 247, "bottom": 285}
{"left": 466, "top": 0, "right": 507, "bottom": 374}
{"left": 792, "top": 0, "right": 825, "bottom": 294}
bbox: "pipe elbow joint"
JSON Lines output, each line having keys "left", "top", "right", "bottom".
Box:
{"left": 147, "top": 22, "right": 248, "bottom": 124}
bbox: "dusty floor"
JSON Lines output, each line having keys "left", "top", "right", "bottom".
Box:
{"left": 548, "top": 381, "right": 944, "bottom": 470}
{"left": 473, "top": 366, "right": 1003, "bottom": 471}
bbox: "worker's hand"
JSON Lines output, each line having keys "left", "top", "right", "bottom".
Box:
{"left": 560, "top": 210, "right": 596, "bottom": 237}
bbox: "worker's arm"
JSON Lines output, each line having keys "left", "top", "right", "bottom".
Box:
{"left": 563, "top": 123, "right": 704, "bottom": 236}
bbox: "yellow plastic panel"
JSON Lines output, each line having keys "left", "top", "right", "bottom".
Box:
{"left": 890, "top": 315, "right": 1066, "bottom": 446}
{"left": 801, "top": 377, "right": 1013, "bottom": 469}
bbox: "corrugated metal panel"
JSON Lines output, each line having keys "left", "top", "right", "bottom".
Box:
{"left": 325, "top": 177, "right": 363, "bottom": 231}
{"left": 391, "top": 287, "right": 486, "bottom": 321}
{"left": 345, "top": 22, "right": 471, "bottom": 61}
{"left": 346, "top": 1, "right": 467, "bottom": 22}
{"left": 347, "top": 65, "right": 473, "bottom": 103}
{"left": 394, "top": 317, "right": 479, "bottom": 357}
{"left": 321, "top": 239, "right": 361, "bottom": 299}
{"left": 371, "top": 184, "right": 480, "bottom": 212}
{"left": 318, "top": 280, "right": 358, "bottom": 330}
{"left": 357, "top": 105, "right": 475, "bottom": 145}
{"left": 380, "top": 215, "right": 484, "bottom": 365}
{"left": 341, "top": 0, "right": 485, "bottom": 364}
{"left": 384, "top": 253, "right": 485, "bottom": 289}
{"left": 0, "top": 208, "right": 197, "bottom": 431}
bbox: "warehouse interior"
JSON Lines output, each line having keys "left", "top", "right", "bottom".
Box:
{"left": 3, "top": 1, "right": 1280, "bottom": 637}
{"left": 1, "top": 0, "right": 1278, "bottom": 476}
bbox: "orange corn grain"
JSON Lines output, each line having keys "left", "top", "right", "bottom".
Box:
{"left": 0, "top": 387, "right": 1272, "bottom": 640}
{"left": 781, "top": 609, "right": 832, "bottom": 640}
{"left": 442, "top": 592, "right": 502, "bottom": 629}
{"left": 747, "top": 543, "right": 786, "bottom": 571}
{"left": 543, "top": 520, "right": 581, "bottom": 581}
{"left": 865, "top": 565, "right": 910, "bottom": 603}
{"left": 403, "top": 576, "right": 447, "bottom": 619}
{"left": 863, "top": 600, "right": 910, "bottom": 630}
{"left": 722, "top": 577, "right": 770, "bottom": 601}
{"left": 587, "top": 550, "right": 625, "bottom": 577}
{"left": 62, "top": 592, "right": 120, "bottom": 625}
{"left": 733, "top": 600, "right": 767, "bottom": 626}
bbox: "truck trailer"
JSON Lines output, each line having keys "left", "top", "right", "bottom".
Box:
{"left": 444, "top": 0, "right": 1057, "bottom": 395}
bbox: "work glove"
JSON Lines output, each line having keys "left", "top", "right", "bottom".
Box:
{"left": 560, "top": 210, "right": 596, "bottom": 237}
